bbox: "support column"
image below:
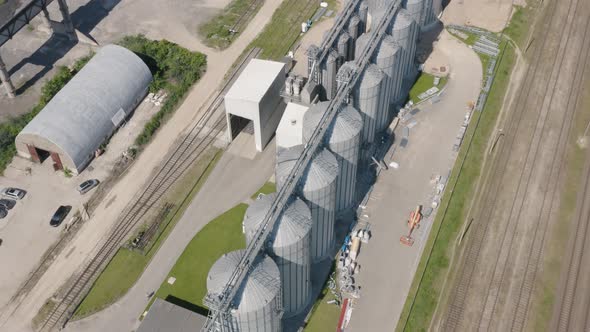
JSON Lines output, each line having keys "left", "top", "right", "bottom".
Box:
{"left": 57, "top": 0, "right": 77, "bottom": 41}
{"left": 40, "top": 7, "right": 53, "bottom": 32}
{"left": 0, "top": 54, "right": 15, "bottom": 98}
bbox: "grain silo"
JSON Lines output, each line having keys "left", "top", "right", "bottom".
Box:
{"left": 405, "top": 0, "right": 426, "bottom": 28}
{"left": 373, "top": 35, "right": 400, "bottom": 131}
{"left": 353, "top": 64, "right": 385, "bottom": 145}
{"left": 358, "top": 1, "right": 369, "bottom": 33}
{"left": 243, "top": 194, "right": 312, "bottom": 318}
{"left": 276, "top": 146, "right": 339, "bottom": 262}
{"left": 338, "top": 32, "right": 352, "bottom": 62}
{"left": 322, "top": 49, "right": 339, "bottom": 100}
{"left": 302, "top": 102, "right": 363, "bottom": 213}
{"left": 206, "top": 250, "right": 282, "bottom": 332}
{"left": 367, "top": 0, "right": 389, "bottom": 19}
{"left": 348, "top": 15, "right": 361, "bottom": 60}
{"left": 389, "top": 9, "right": 418, "bottom": 80}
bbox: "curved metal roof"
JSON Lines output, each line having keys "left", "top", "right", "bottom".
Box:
{"left": 303, "top": 102, "right": 363, "bottom": 146}
{"left": 17, "top": 44, "right": 152, "bottom": 170}
{"left": 244, "top": 193, "right": 312, "bottom": 248}
{"left": 276, "top": 146, "right": 339, "bottom": 193}
{"left": 207, "top": 250, "right": 280, "bottom": 313}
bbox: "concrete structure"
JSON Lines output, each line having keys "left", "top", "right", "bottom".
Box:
{"left": 206, "top": 250, "right": 282, "bottom": 332}
{"left": 243, "top": 194, "right": 313, "bottom": 318}
{"left": 373, "top": 35, "right": 401, "bottom": 131}
{"left": 15, "top": 45, "right": 152, "bottom": 174}
{"left": 303, "top": 102, "right": 363, "bottom": 213}
{"left": 137, "top": 298, "right": 207, "bottom": 332}
{"left": 352, "top": 63, "right": 385, "bottom": 146}
{"left": 224, "top": 59, "right": 286, "bottom": 152}
{"left": 389, "top": 9, "right": 419, "bottom": 79}
{"left": 276, "top": 102, "right": 309, "bottom": 150}
{"left": 276, "top": 146, "right": 339, "bottom": 262}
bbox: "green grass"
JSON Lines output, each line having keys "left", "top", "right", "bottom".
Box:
{"left": 447, "top": 29, "right": 479, "bottom": 46}
{"left": 396, "top": 41, "right": 516, "bottom": 332}
{"left": 249, "top": 0, "right": 320, "bottom": 60}
{"left": 199, "top": 0, "right": 265, "bottom": 50}
{"left": 304, "top": 284, "right": 341, "bottom": 332}
{"left": 73, "top": 148, "right": 221, "bottom": 319}
{"left": 503, "top": 1, "right": 540, "bottom": 50}
{"left": 250, "top": 181, "right": 276, "bottom": 199}
{"left": 408, "top": 72, "right": 449, "bottom": 104}
{"left": 145, "top": 203, "right": 248, "bottom": 315}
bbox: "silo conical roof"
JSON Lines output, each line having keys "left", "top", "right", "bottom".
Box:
{"left": 207, "top": 250, "right": 280, "bottom": 313}
{"left": 303, "top": 102, "right": 363, "bottom": 146}
{"left": 276, "top": 146, "right": 339, "bottom": 193}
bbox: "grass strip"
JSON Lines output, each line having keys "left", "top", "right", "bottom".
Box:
{"left": 408, "top": 72, "right": 449, "bottom": 104}
{"left": 395, "top": 40, "right": 516, "bottom": 332}
{"left": 250, "top": 181, "right": 276, "bottom": 199}
{"left": 199, "top": 0, "right": 265, "bottom": 50}
{"left": 72, "top": 148, "right": 221, "bottom": 319}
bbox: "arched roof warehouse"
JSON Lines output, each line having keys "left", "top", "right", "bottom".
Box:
{"left": 15, "top": 44, "right": 152, "bottom": 174}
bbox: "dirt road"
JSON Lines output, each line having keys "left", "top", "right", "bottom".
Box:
{"left": 437, "top": 0, "right": 590, "bottom": 330}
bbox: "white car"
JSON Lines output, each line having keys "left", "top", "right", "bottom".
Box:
{"left": 1, "top": 187, "right": 26, "bottom": 200}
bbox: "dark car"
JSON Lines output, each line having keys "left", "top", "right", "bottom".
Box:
{"left": 77, "top": 179, "right": 99, "bottom": 195}
{"left": 0, "top": 206, "right": 6, "bottom": 219}
{"left": 0, "top": 199, "right": 16, "bottom": 210}
{"left": 50, "top": 205, "right": 72, "bottom": 227}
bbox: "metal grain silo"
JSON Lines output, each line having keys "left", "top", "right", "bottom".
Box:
{"left": 422, "top": 0, "right": 435, "bottom": 28}
{"left": 389, "top": 9, "right": 418, "bottom": 80}
{"left": 322, "top": 49, "right": 339, "bottom": 100}
{"left": 374, "top": 35, "right": 400, "bottom": 131}
{"left": 338, "top": 32, "right": 352, "bottom": 62}
{"left": 303, "top": 102, "right": 363, "bottom": 213}
{"left": 358, "top": 1, "right": 369, "bottom": 33}
{"left": 353, "top": 64, "right": 384, "bottom": 145}
{"left": 348, "top": 15, "right": 361, "bottom": 40}
{"left": 206, "top": 250, "right": 281, "bottom": 332}
{"left": 276, "top": 146, "right": 339, "bottom": 262}
{"left": 405, "top": 0, "right": 426, "bottom": 28}
{"left": 354, "top": 32, "right": 370, "bottom": 59}
{"left": 368, "top": 0, "right": 389, "bottom": 19}
{"left": 243, "top": 194, "right": 312, "bottom": 318}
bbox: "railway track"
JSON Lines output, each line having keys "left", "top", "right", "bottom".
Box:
{"left": 38, "top": 47, "right": 262, "bottom": 332}
{"left": 442, "top": 0, "right": 590, "bottom": 330}
{"left": 230, "top": 0, "right": 265, "bottom": 35}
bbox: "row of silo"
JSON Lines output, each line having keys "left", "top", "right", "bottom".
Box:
{"left": 389, "top": 9, "right": 419, "bottom": 80}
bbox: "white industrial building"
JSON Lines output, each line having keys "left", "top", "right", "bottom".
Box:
{"left": 15, "top": 44, "right": 152, "bottom": 174}
{"left": 275, "top": 102, "right": 309, "bottom": 150}
{"left": 224, "top": 59, "right": 286, "bottom": 152}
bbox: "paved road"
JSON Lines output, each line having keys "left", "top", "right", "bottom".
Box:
{"left": 346, "top": 30, "right": 482, "bottom": 331}
{"left": 0, "top": 0, "right": 284, "bottom": 330}
{"left": 65, "top": 134, "right": 275, "bottom": 332}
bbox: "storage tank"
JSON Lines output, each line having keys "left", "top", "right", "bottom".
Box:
{"left": 358, "top": 1, "right": 369, "bottom": 33}
{"left": 405, "top": 0, "right": 426, "bottom": 28}
{"left": 353, "top": 64, "right": 384, "bottom": 145}
{"left": 374, "top": 35, "right": 400, "bottom": 131}
{"left": 422, "top": 0, "right": 435, "bottom": 28}
{"left": 206, "top": 250, "right": 281, "bottom": 332}
{"left": 432, "top": 0, "right": 443, "bottom": 20}
{"left": 367, "top": 0, "right": 389, "bottom": 20}
{"left": 348, "top": 15, "right": 361, "bottom": 40}
{"left": 276, "top": 146, "right": 339, "bottom": 261}
{"left": 322, "top": 49, "right": 339, "bottom": 100}
{"left": 243, "top": 194, "right": 312, "bottom": 318}
{"left": 354, "top": 33, "right": 370, "bottom": 60}
{"left": 389, "top": 9, "right": 418, "bottom": 80}
{"left": 338, "top": 32, "right": 352, "bottom": 62}
{"left": 302, "top": 102, "right": 363, "bottom": 213}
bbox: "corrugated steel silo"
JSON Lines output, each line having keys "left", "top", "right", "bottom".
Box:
{"left": 374, "top": 35, "right": 400, "bottom": 131}
{"left": 405, "top": 0, "right": 426, "bottom": 28}
{"left": 422, "top": 0, "right": 435, "bottom": 27}
{"left": 353, "top": 64, "right": 384, "bottom": 145}
{"left": 322, "top": 49, "right": 339, "bottom": 100}
{"left": 389, "top": 9, "right": 418, "bottom": 82}
{"left": 358, "top": 1, "right": 369, "bottom": 33}
{"left": 367, "top": 0, "right": 388, "bottom": 20}
{"left": 348, "top": 15, "right": 361, "bottom": 60}
{"left": 302, "top": 102, "right": 363, "bottom": 213}
{"left": 338, "top": 32, "right": 351, "bottom": 62}
{"left": 276, "top": 146, "right": 339, "bottom": 262}
{"left": 243, "top": 194, "right": 312, "bottom": 318}
{"left": 206, "top": 250, "right": 281, "bottom": 332}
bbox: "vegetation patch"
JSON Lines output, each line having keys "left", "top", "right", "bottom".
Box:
{"left": 304, "top": 264, "right": 341, "bottom": 332}
{"left": 408, "top": 72, "right": 449, "bottom": 104}
{"left": 0, "top": 53, "right": 93, "bottom": 174}
{"left": 396, "top": 41, "right": 516, "bottom": 332}
{"left": 145, "top": 203, "right": 247, "bottom": 315}
{"left": 73, "top": 148, "right": 221, "bottom": 319}
{"left": 118, "top": 35, "right": 207, "bottom": 147}
{"left": 250, "top": 181, "right": 276, "bottom": 199}
{"left": 199, "top": 0, "right": 265, "bottom": 50}
{"left": 503, "top": 0, "right": 540, "bottom": 50}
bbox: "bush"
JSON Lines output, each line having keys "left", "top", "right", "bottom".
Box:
{"left": 118, "top": 35, "right": 207, "bottom": 147}
{"left": 0, "top": 54, "right": 94, "bottom": 174}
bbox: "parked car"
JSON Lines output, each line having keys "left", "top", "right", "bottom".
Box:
{"left": 0, "top": 207, "right": 6, "bottom": 219}
{"left": 0, "top": 199, "right": 16, "bottom": 210}
{"left": 50, "top": 205, "right": 72, "bottom": 227}
{"left": 77, "top": 179, "right": 99, "bottom": 195}
{"left": 1, "top": 188, "right": 26, "bottom": 200}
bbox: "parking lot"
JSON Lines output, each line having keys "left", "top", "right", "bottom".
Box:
{"left": 0, "top": 98, "right": 159, "bottom": 310}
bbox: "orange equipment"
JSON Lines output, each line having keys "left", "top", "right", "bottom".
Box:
{"left": 400, "top": 205, "right": 422, "bottom": 246}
